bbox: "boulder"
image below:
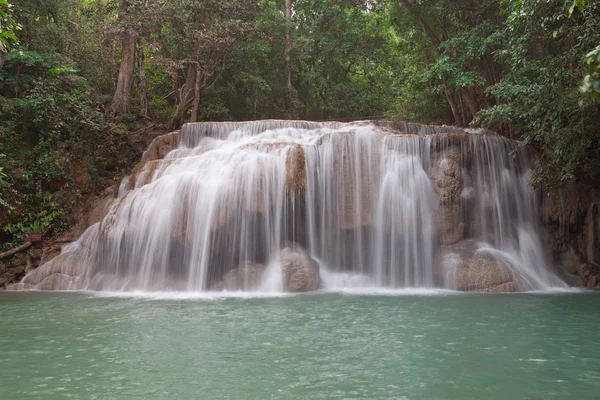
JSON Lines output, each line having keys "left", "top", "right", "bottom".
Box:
{"left": 286, "top": 145, "right": 307, "bottom": 197}
{"left": 214, "top": 262, "right": 266, "bottom": 291}
{"left": 578, "top": 263, "right": 600, "bottom": 288}
{"left": 432, "top": 147, "right": 464, "bottom": 245}
{"left": 28, "top": 248, "right": 43, "bottom": 260}
{"left": 0, "top": 253, "right": 28, "bottom": 288}
{"left": 461, "top": 187, "right": 476, "bottom": 206}
{"left": 441, "top": 240, "right": 517, "bottom": 292}
{"left": 5, "top": 283, "right": 36, "bottom": 291}
{"left": 36, "top": 273, "right": 74, "bottom": 290}
{"left": 142, "top": 131, "right": 181, "bottom": 162}
{"left": 39, "top": 243, "right": 63, "bottom": 266}
{"left": 281, "top": 243, "right": 320, "bottom": 292}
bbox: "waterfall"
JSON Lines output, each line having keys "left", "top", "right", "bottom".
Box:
{"left": 17, "top": 120, "right": 568, "bottom": 292}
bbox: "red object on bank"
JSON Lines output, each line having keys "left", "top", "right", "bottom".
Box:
{"left": 25, "top": 233, "right": 43, "bottom": 242}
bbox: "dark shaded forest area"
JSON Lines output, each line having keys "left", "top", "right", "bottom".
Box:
{"left": 0, "top": 0, "right": 599, "bottom": 247}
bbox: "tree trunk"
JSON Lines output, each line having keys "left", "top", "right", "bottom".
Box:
{"left": 444, "top": 79, "right": 461, "bottom": 126}
{"left": 168, "top": 66, "right": 197, "bottom": 131}
{"left": 111, "top": 39, "right": 118, "bottom": 89}
{"left": 111, "top": 0, "right": 137, "bottom": 114}
{"left": 138, "top": 38, "right": 150, "bottom": 118}
{"left": 284, "top": 0, "right": 294, "bottom": 119}
{"left": 190, "top": 68, "right": 202, "bottom": 122}
{"left": 398, "top": 0, "right": 441, "bottom": 46}
{"left": 460, "top": 87, "right": 480, "bottom": 122}
{"left": 0, "top": 242, "right": 32, "bottom": 261}
{"left": 457, "top": 92, "right": 468, "bottom": 127}
{"left": 0, "top": 42, "right": 7, "bottom": 71}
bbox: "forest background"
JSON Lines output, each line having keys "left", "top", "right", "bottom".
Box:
{"left": 0, "top": 0, "right": 598, "bottom": 247}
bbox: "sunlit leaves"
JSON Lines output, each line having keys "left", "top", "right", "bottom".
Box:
{"left": 581, "top": 45, "right": 600, "bottom": 101}
{"left": 0, "top": 0, "right": 20, "bottom": 50}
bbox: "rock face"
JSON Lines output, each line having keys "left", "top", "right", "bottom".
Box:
{"left": 87, "top": 187, "right": 116, "bottom": 227}
{"left": 0, "top": 244, "right": 57, "bottom": 290}
{"left": 441, "top": 240, "right": 517, "bottom": 292}
{"left": 281, "top": 243, "right": 321, "bottom": 292}
{"left": 286, "top": 145, "right": 307, "bottom": 197}
{"left": 214, "top": 262, "right": 266, "bottom": 291}
{"left": 577, "top": 263, "right": 600, "bottom": 289}
{"left": 6, "top": 223, "right": 100, "bottom": 291}
{"left": 432, "top": 146, "right": 465, "bottom": 245}
{"left": 142, "top": 131, "right": 181, "bottom": 162}
{"left": 540, "top": 184, "right": 600, "bottom": 287}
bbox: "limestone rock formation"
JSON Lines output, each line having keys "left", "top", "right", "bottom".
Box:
{"left": 142, "top": 131, "right": 181, "bottom": 162}
{"left": 0, "top": 245, "right": 52, "bottom": 290}
{"left": 87, "top": 187, "right": 116, "bottom": 227}
{"left": 214, "top": 262, "right": 266, "bottom": 291}
{"left": 539, "top": 184, "right": 600, "bottom": 286}
{"left": 281, "top": 243, "right": 320, "bottom": 292}
{"left": 441, "top": 240, "right": 517, "bottom": 292}
{"left": 6, "top": 224, "right": 100, "bottom": 291}
{"left": 286, "top": 145, "right": 307, "bottom": 196}
{"left": 432, "top": 146, "right": 465, "bottom": 245}
{"left": 577, "top": 263, "right": 600, "bottom": 288}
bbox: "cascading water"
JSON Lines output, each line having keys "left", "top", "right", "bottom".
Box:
{"left": 17, "top": 120, "right": 569, "bottom": 292}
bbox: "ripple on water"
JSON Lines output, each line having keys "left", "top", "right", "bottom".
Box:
{"left": 0, "top": 291, "right": 599, "bottom": 400}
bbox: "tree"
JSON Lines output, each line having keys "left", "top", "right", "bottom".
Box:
{"left": 142, "top": 0, "right": 259, "bottom": 129}
{"left": 292, "top": 0, "right": 398, "bottom": 120}
{"left": 0, "top": 0, "right": 19, "bottom": 71}
{"left": 477, "top": 0, "right": 600, "bottom": 186}
{"left": 110, "top": 0, "right": 137, "bottom": 114}
{"left": 393, "top": 0, "right": 503, "bottom": 126}
{"left": 284, "top": 0, "right": 294, "bottom": 118}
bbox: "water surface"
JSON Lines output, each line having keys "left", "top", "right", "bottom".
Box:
{"left": 1, "top": 291, "right": 599, "bottom": 399}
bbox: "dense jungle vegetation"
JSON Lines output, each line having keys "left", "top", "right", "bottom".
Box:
{"left": 0, "top": 0, "right": 599, "bottom": 247}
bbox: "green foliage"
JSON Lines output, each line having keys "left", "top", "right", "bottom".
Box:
{"left": 289, "top": 0, "right": 400, "bottom": 120}
{"left": 2, "top": 0, "right": 600, "bottom": 249}
{"left": 0, "top": 16, "right": 136, "bottom": 245}
{"left": 0, "top": 0, "right": 20, "bottom": 50}
{"left": 0, "top": 166, "right": 11, "bottom": 209}
{"left": 478, "top": 0, "right": 600, "bottom": 188}
{"left": 581, "top": 45, "right": 600, "bottom": 102}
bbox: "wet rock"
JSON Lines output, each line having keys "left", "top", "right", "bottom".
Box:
{"left": 142, "top": 131, "right": 181, "bottom": 162}
{"left": 286, "top": 145, "right": 307, "bottom": 197}
{"left": 441, "top": 240, "right": 517, "bottom": 292}
{"left": 5, "top": 282, "right": 36, "bottom": 291}
{"left": 539, "top": 185, "right": 600, "bottom": 280}
{"left": 236, "top": 263, "right": 267, "bottom": 291}
{"left": 461, "top": 187, "right": 476, "bottom": 206}
{"left": 376, "top": 121, "right": 467, "bottom": 136}
{"left": 24, "top": 254, "right": 35, "bottom": 274}
{"left": 39, "top": 243, "right": 63, "bottom": 266}
{"left": 22, "top": 256, "right": 80, "bottom": 287}
{"left": 36, "top": 273, "right": 74, "bottom": 290}
{"left": 0, "top": 253, "right": 28, "bottom": 288}
{"left": 578, "top": 263, "right": 600, "bottom": 288}
{"left": 87, "top": 187, "right": 116, "bottom": 227}
{"left": 485, "top": 282, "right": 518, "bottom": 293}
{"left": 432, "top": 147, "right": 464, "bottom": 245}
{"left": 561, "top": 246, "right": 585, "bottom": 275}
{"left": 217, "top": 269, "right": 239, "bottom": 291}
{"left": 17, "top": 225, "right": 100, "bottom": 290}
{"left": 330, "top": 132, "right": 379, "bottom": 230}
{"left": 28, "top": 248, "right": 43, "bottom": 260}
{"left": 281, "top": 243, "right": 320, "bottom": 292}
{"left": 215, "top": 262, "right": 266, "bottom": 291}
{"left": 540, "top": 184, "right": 590, "bottom": 226}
